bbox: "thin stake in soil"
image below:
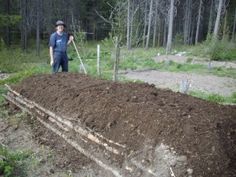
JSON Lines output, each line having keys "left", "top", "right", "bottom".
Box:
{"left": 97, "top": 44, "right": 101, "bottom": 77}
{"left": 113, "top": 37, "right": 120, "bottom": 81}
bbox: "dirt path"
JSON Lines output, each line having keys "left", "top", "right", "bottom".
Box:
{"left": 154, "top": 55, "right": 236, "bottom": 69}
{"left": 122, "top": 70, "right": 236, "bottom": 96}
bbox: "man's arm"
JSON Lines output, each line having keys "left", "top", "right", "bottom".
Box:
{"left": 49, "top": 47, "right": 54, "bottom": 66}
{"left": 49, "top": 34, "right": 55, "bottom": 66}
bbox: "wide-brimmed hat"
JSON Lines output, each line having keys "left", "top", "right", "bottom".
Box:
{"left": 55, "top": 20, "right": 66, "bottom": 27}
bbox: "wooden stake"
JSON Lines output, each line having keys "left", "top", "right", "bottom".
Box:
{"left": 113, "top": 37, "right": 120, "bottom": 81}
{"left": 97, "top": 44, "right": 101, "bottom": 76}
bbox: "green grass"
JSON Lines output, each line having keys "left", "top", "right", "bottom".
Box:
{"left": 0, "top": 145, "right": 31, "bottom": 177}
{"left": 0, "top": 48, "right": 49, "bottom": 73}
{"left": 187, "top": 37, "right": 236, "bottom": 61}
{"left": 189, "top": 91, "right": 236, "bottom": 104}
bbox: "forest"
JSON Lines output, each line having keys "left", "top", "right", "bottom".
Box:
{"left": 0, "top": 0, "right": 236, "bottom": 52}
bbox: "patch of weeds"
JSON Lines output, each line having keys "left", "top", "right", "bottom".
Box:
{"left": 189, "top": 91, "right": 236, "bottom": 104}
{"left": 187, "top": 36, "right": 236, "bottom": 61}
{"left": 0, "top": 65, "right": 50, "bottom": 85}
{"left": 0, "top": 145, "right": 31, "bottom": 177}
{"left": 0, "top": 48, "right": 48, "bottom": 73}
{"left": 186, "top": 57, "right": 193, "bottom": 63}
{"left": 0, "top": 86, "right": 7, "bottom": 104}
{"left": 207, "top": 94, "right": 225, "bottom": 103}
{"left": 209, "top": 67, "right": 236, "bottom": 79}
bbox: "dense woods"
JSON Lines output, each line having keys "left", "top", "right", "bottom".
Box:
{"left": 0, "top": 0, "right": 236, "bottom": 52}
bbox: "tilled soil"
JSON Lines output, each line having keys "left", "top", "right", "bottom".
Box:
{"left": 12, "top": 73, "right": 236, "bottom": 177}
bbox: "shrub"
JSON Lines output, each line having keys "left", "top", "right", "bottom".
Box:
{"left": 189, "top": 36, "right": 236, "bottom": 61}
{"left": 0, "top": 145, "right": 29, "bottom": 177}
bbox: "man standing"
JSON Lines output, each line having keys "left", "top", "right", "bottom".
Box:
{"left": 49, "top": 20, "right": 74, "bottom": 73}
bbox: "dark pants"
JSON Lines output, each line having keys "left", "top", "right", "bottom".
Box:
{"left": 52, "top": 51, "right": 68, "bottom": 73}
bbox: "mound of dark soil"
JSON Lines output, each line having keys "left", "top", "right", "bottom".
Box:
{"left": 12, "top": 73, "right": 236, "bottom": 177}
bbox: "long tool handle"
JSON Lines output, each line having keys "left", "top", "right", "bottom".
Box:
{"left": 72, "top": 40, "right": 87, "bottom": 74}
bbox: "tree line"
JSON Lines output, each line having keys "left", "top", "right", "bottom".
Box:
{"left": 0, "top": 0, "right": 236, "bottom": 53}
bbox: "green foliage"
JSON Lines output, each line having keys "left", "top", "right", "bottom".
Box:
{"left": 189, "top": 37, "right": 236, "bottom": 61}
{"left": 0, "top": 145, "right": 30, "bottom": 177}
{"left": 0, "top": 65, "right": 50, "bottom": 86}
{"left": 0, "top": 38, "right": 5, "bottom": 50}
{"left": 189, "top": 91, "right": 236, "bottom": 104}
{"left": 73, "top": 32, "right": 86, "bottom": 44}
{"left": 173, "top": 33, "right": 184, "bottom": 46}
{"left": 0, "top": 48, "right": 49, "bottom": 73}
{"left": 0, "top": 86, "right": 7, "bottom": 104}
{"left": 101, "top": 34, "right": 114, "bottom": 50}
{"left": 0, "top": 15, "right": 21, "bottom": 27}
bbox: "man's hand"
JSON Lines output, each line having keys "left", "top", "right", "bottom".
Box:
{"left": 69, "top": 35, "right": 74, "bottom": 41}
{"left": 68, "top": 35, "right": 74, "bottom": 45}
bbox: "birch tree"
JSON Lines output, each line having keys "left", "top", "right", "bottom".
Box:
{"left": 127, "top": 0, "right": 131, "bottom": 50}
{"left": 208, "top": 0, "right": 215, "bottom": 35}
{"left": 36, "top": 0, "right": 42, "bottom": 56}
{"left": 152, "top": 0, "right": 159, "bottom": 47}
{"left": 166, "top": 0, "right": 175, "bottom": 53}
{"left": 231, "top": 8, "right": 236, "bottom": 41}
{"left": 183, "top": 0, "right": 192, "bottom": 45}
{"left": 142, "top": 1, "right": 148, "bottom": 47}
{"left": 195, "top": 0, "right": 203, "bottom": 44}
{"left": 145, "top": 0, "right": 154, "bottom": 49}
{"left": 213, "top": 0, "right": 224, "bottom": 39}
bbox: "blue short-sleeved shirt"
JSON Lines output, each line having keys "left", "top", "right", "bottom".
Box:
{"left": 49, "top": 32, "right": 68, "bottom": 53}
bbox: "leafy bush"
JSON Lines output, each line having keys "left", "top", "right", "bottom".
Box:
{"left": 0, "top": 145, "right": 29, "bottom": 177}
{"left": 189, "top": 36, "right": 236, "bottom": 61}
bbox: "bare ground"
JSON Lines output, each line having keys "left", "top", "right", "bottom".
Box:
{"left": 122, "top": 70, "right": 236, "bottom": 96}
{"left": 0, "top": 105, "right": 113, "bottom": 177}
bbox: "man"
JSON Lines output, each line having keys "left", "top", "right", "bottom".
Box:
{"left": 49, "top": 20, "right": 74, "bottom": 73}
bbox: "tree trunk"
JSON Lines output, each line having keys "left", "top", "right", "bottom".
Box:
{"left": 20, "top": 0, "right": 28, "bottom": 51}
{"left": 213, "top": 0, "right": 223, "bottom": 39}
{"left": 163, "top": 20, "right": 167, "bottom": 47}
{"left": 36, "top": 0, "right": 41, "bottom": 56}
{"left": 157, "top": 16, "right": 162, "bottom": 47}
{"left": 223, "top": 10, "right": 228, "bottom": 40}
{"left": 166, "top": 0, "right": 174, "bottom": 53}
{"left": 142, "top": 1, "right": 148, "bottom": 48}
{"left": 127, "top": 0, "right": 131, "bottom": 50}
{"left": 231, "top": 8, "right": 236, "bottom": 42}
{"left": 145, "top": 0, "right": 153, "bottom": 49}
{"left": 152, "top": 0, "right": 159, "bottom": 48}
{"left": 208, "top": 0, "right": 214, "bottom": 35}
{"left": 4, "top": 0, "right": 11, "bottom": 46}
{"left": 113, "top": 37, "right": 120, "bottom": 82}
{"left": 195, "top": 0, "right": 202, "bottom": 45}
{"left": 183, "top": 0, "right": 192, "bottom": 45}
